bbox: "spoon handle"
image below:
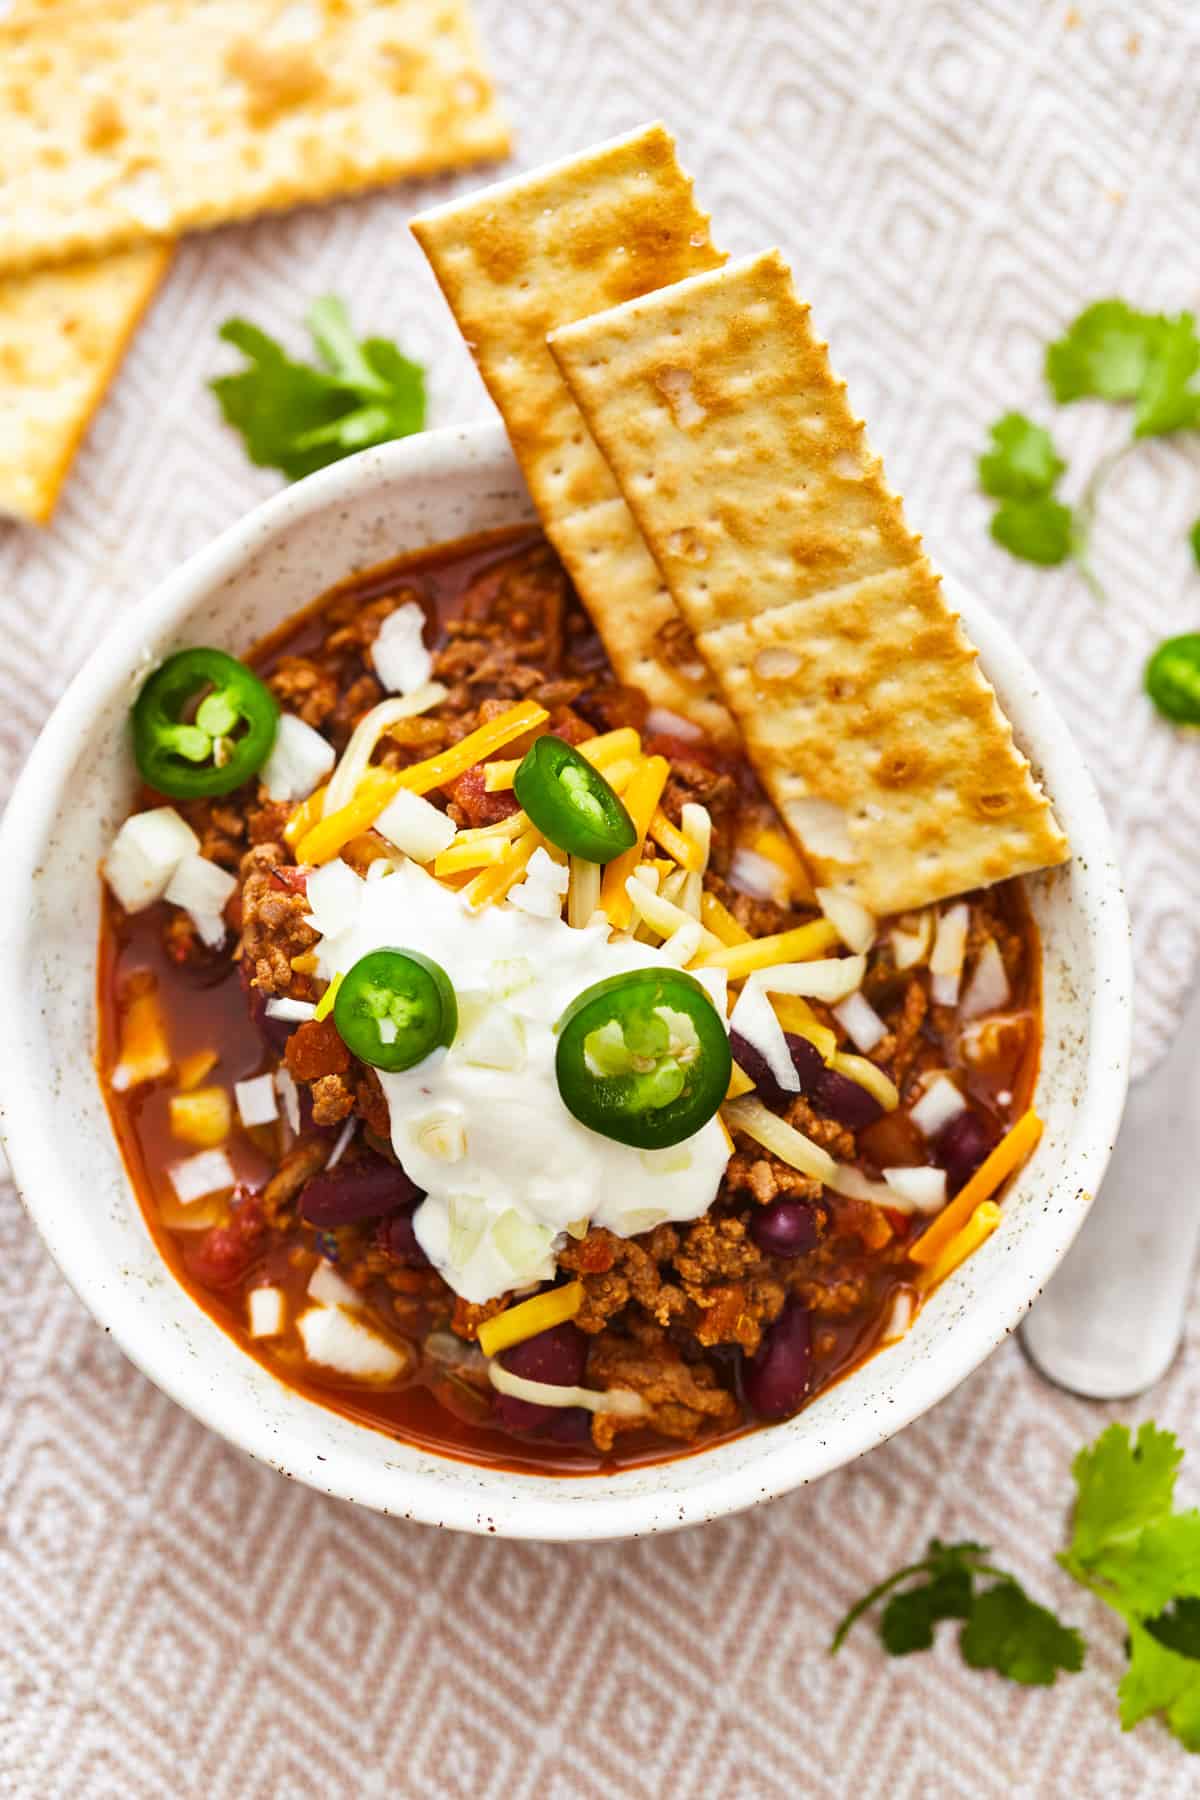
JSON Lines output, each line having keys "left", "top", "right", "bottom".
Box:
{"left": 1022, "top": 981, "right": 1200, "bottom": 1399}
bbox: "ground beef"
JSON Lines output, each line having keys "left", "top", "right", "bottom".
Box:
{"left": 785, "top": 1096, "right": 856, "bottom": 1161}
{"left": 872, "top": 978, "right": 928, "bottom": 1081}
{"left": 725, "top": 1149, "right": 823, "bottom": 1206}
{"left": 310, "top": 1073, "right": 355, "bottom": 1125}
{"left": 355, "top": 1069, "right": 391, "bottom": 1138}
{"left": 268, "top": 656, "right": 339, "bottom": 728}
{"left": 239, "top": 844, "right": 317, "bottom": 994}
{"left": 560, "top": 1226, "right": 687, "bottom": 1333}
{"left": 261, "top": 1139, "right": 330, "bottom": 1227}
{"left": 587, "top": 1328, "right": 740, "bottom": 1451}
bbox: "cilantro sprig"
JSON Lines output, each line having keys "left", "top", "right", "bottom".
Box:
{"left": 980, "top": 300, "right": 1200, "bottom": 703}
{"left": 211, "top": 296, "right": 426, "bottom": 481}
{"left": 831, "top": 1537, "right": 1083, "bottom": 1685}
{"left": 834, "top": 1422, "right": 1200, "bottom": 1755}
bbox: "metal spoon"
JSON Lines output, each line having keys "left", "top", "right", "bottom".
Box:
{"left": 1022, "top": 978, "right": 1200, "bottom": 1398}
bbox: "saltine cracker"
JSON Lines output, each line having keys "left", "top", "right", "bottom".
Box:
{"left": 410, "top": 123, "right": 738, "bottom": 743}
{"left": 549, "top": 249, "right": 1068, "bottom": 913}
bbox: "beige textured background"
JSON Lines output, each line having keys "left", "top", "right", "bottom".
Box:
{"left": 3, "top": 3, "right": 1200, "bottom": 1794}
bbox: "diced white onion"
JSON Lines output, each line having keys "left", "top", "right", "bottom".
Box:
{"left": 644, "top": 706, "right": 704, "bottom": 742}
{"left": 304, "top": 859, "right": 363, "bottom": 939}
{"left": 104, "top": 807, "right": 199, "bottom": 913}
{"left": 325, "top": 1116, "right": 357, "bottom": 1170}
{"left": 730, "top": 981, "right": 800, "bottom": 1095}
{"left": 458, "top": 1004, "right": 526, "bottom": 1071}
{"left": 247, "top": 1286, "right": 286, "bottom": 1338}
{"left": 960, "top": 937, "right": 1011, "bottom": 1021}
{"left": 509, "top": 846, "right": 569, "bottom": 918}
{"left": 260, "top": 714, "right": 336, "bottom": 803}
{"left": 168, "top": 1147, "right": 235, "bottom": 1205}
{"left": 910, "top": 1074, "right": 967, "bottom": 1138}
{"left": 826, "top": 1164, "right": 897, "bottom": 1206}
{"left": 617, "top": 1202, "right": 673, "bottom": 1229}
{"left": 323, "top": 682, "right": 448, "bottom": 814}
{"left": 930, "top": 902, "right": 970, "bottom": 1005}
{"left": 492, "top": 1209, "right": 556, "bottom": 1277}
{"left": 815, "top": 885, "right": 877, "bottom": 955}
{"left": 752, "top": 955, "right": 867, "bottom": 1004}
{"left": 265, "top": 997, "right": 317, "bottom": 1023}
{"left": 297, "top": 1306, "right": 405, "bottom": 1381}
{"left": 722, "top": 1096, "right": 836, "bottom": 1184}
{"left": 375, "top": 788, "right": 457, "bottom": 862}
{"left": 880, "top": 1288, "right": 916, "bottom": 1344}
{"left": 235, "top": 1073, "right": 279, "bottom": 1128}
{"left": 163, "top": 854, "right": 238, "bottom": 949}
{"left": 832, "top": 990, "right": 887, "bottom": 1053}
{"left": 487, "top": 1359, "right": 646, "bottom": 1417}
{"left": 411, "top": 1107, "right": 467, "bottom": 1163}
{"left": 882, "top": 1166, "right": 948, "bottom": 1214}
{"left": 729, "top": 847, "right": 789, "bottom": 905}
{"left": 891, "top": 909, "right": 934, "bottom": 971}
{"left": 371, "top": 603, "right": 434, "bottom": 695}
{"left": 274, "top": 1065, "right": 301, "bottom": 1134}
{"left": 307, "top": 1260, "right": 363, "bottom": 1309}
{"left": 447, "top": 1192, "right": 487, "bottom": 1268}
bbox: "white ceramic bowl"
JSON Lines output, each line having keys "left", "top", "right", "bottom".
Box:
{"left": 0, "top": 423, "right": 1131, "bottom": 1541}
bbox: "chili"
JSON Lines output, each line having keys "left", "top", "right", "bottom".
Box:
{"left": 132, "top": 647, "right": 279, "bottom": 798}
{"left": 513, "top": 733, "right": 637, "bottom": 864}
{"left": 333, "top": 947, "right": 458, "bottom": 1072}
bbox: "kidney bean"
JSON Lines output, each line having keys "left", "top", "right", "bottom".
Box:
{"left": 240, "top": 961, "right": 293, "bottom": 1052}
{"left": 784, "top": 1033, "right": 826, "bottom": 1089}
{"left": 748, "top": 1198, "right": 820, "bottom": 1259}
{"left": 729, "top": 1030, "right": 794, "bottom": 1110}
{"left": 380, "top": 1207, "right": 429, "bottom": 1268}
{"left": 812, "top": 1066, "right": 884, "bottom": 1130}
{"left": 300, "top": 1155, "right": 422, "bottom": 1227}
{"left": 493, "top": 1323, "right": 588, "bottom": 1433}
{"left": 742, "top": 1301, "right": 813, "bottom": 1420}
{"left": 936, "top": 1109, "right": 999, "bottom": 1195}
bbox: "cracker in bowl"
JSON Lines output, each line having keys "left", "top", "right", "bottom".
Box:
{"left": 410, "top": 122, "right": 739, "bottom": 744}
{"left": 548, "top": 249, "right": 1069, "bottom": 912}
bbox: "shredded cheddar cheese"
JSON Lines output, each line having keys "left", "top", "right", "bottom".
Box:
{"left": 648, "top": 807, "right": 701, "bottom": 870}
{"left": 599, "top": 755, "right": 670, "bottom": 928}
{"left": 700, "top": 890, "right": 752, "bottom": 946}
{"left": 909, "top": 1109, "right": 1042, "bottom": 1268}
{"left": 477, "top": 1280, "right": 585, "bottom": 1357}
{"left": 693, "top": 917, "right": 840, "bottom": 978}
{"left": 916, "top": 1201, "right": 1002, "bottom": 1290}
{"left": 461, "top": 827, "right": 542, "bottom": 911}
{"left": 298, "top": 702, "right": 549, "bottom": 865}
{"left": 726, "top": 1061, "right": 756, "bottom": 1100}
{"left": 284, "top": 783, "right": 327, "bottom": 849}
{"left": 433, "top": 837, "right": 510, "bottom": 877}
{"left": 750, "top": 826, "right": 815, "bottom": 905}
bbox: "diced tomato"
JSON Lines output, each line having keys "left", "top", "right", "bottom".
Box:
{"left": 285, "top": 1017, "right": 350, "bottom": 1081}
{"left": 185, "top": 1193, "right": 265, "bottom": 1288}
{"left": 444, "top": 764, "right": 520, "bottom": 828}
{"left": 270, "top": 865, "right": 309, "bottom": 895}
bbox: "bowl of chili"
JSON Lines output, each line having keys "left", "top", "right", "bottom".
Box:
{"left": 0, "top": 423, "right": 1131, "bottom": 1539}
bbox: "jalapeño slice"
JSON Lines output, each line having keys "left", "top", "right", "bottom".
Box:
{"left": 513, "top": 734, "right": 637, "bottom": 864}
{"left": 132, "top": 647, "right": 280, "bottom": 799}
{"left": 333, "top": 948, "right": 458, "bottom": 1073}
{"left": 555, "top": 968, "right": 731, "bottom": 1149}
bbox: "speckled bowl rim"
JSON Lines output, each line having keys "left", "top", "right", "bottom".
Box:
{"left": 0, "top": 423, "right": 1132, "bottom": 1540}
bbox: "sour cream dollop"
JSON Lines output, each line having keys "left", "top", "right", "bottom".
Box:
{"left": 310, "top": 860, "right": 730, "bottom": 1302}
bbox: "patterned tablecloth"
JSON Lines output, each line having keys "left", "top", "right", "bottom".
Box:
{"left": 3, "top": 3, "right": 1200, "bottom": 1794}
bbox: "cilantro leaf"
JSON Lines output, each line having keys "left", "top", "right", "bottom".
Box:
{"left": 1064, "top": 1423, "right": 1183, "bottom": 1567}
{"left": 1120, "top": 1622, "right": 1200, "bottom": 1750}
{"left": 1134, "top": 313, "right": 1200, "bottom": 437}
{"left": 1146, "top": 1598, "right": 1200, "bottom": 1661}
{"left": 960, "top": 1581, "right": 1085, "bottom": 1687}
{"left": 1191, "top": 519, "right": 1200, "bottom": 568}
{"left": 1046, "top": 300, "right": 1174, "bottom": 404}
{"left": 211, "top": 297, "right": 426, "bottom": 481}
{"left": 990, "top": 496, "right": 1075, "bottom": 566}
{"left": 979, "top": 413, "right": 1066, "bottom": 500}
{"left": 1089, "top": 1514, "right": 1200, "bottom": 1616}
{"left": 881, "top": 1562, "right": 973, "bottom": 1654}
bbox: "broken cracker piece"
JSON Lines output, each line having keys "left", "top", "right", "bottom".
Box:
{"left": 0, "top": 0, "right": 509, "bottom": 275}
{"left": 0, "top": 244, "right": 172, "bottom": 525}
